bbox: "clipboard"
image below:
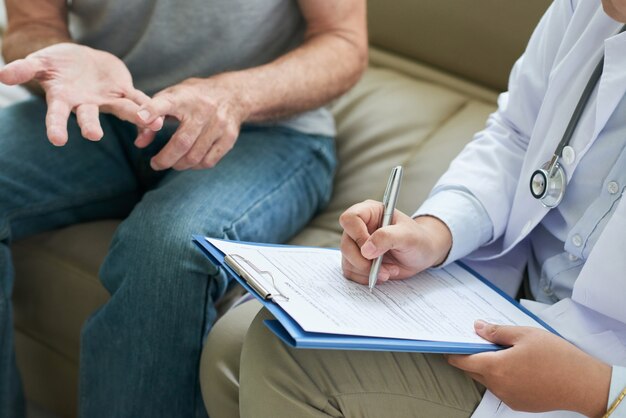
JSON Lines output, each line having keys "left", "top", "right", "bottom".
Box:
{"left": 193, "top": 235, "right": 558, "bottom": 354}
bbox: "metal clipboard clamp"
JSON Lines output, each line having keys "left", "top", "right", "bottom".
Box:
{"left": 224, "top": 253, "right": 289, "bottom": 302}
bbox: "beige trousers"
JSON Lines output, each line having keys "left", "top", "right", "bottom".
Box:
{"left": 201, "top": 300, "right": 484, "bottom": 418}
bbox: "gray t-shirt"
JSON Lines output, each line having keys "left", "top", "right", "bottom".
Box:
{"left": 68, "top": 0, "right": 335, "bottom": 137}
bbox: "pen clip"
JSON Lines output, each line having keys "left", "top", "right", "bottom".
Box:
{"left": 382, "top": 166, "right": 403, "bottom": 214}
{"left": 382, "top": 169, "right": 395, "bottom": 205}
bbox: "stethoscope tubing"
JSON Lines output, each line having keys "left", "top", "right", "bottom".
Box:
{"left": 530, "top": 24, "right": 626, "bottom": 208}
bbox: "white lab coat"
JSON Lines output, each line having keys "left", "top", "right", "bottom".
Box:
{"left": 429, "top": 1, "right": 626, "bottom": 416}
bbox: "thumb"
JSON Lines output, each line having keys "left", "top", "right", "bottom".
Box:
{"left": 474, "top": 320, "right": 521, "bottom": 346}
{"left": 0, "top": 58, "right": 40, "bottom": 85}
{"left": 361, "top": 224, "right": 405, "bottom": 259}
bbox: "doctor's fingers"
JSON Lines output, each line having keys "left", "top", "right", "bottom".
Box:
{"left": 462, "top": 371, "right": 486, "bottom": 388}
{"left": 446, "top": 352, "right": 499, "bottom": 375}
{"left": 341, "top": 234, "right": 398, "bottom": 282}
{"left": 340, "top": 200, "right": 385, "bottom": 235}
{"left": 341, "top": 257, "right": 370, "bottom": 285}
{"left": 341, "top": 231, "right": 371, "bottom": 267}
{"left": 363, "top": 223, "right": 417, "bottom": 260}
{"left": 341, "top": 256, "right": 396, "bottom": 285}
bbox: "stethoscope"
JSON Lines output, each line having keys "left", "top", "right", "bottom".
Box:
{"left": 529, "top": 25, "right": 626, "bottom": 208}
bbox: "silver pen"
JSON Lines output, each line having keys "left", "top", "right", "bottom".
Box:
{"left": 368, "top": 165, "right": 403, "bottom": 292}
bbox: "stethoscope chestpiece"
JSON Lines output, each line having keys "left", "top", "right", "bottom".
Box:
{"left": 530, "top": 161, "right": 566, "bottom": 208}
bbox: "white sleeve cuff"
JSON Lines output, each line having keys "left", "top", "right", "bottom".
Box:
{"left": 412, "top": 189, "right": 493, "bottom": 266}
{"left": 607, "top": 366, "right": 626, "bottom": 417}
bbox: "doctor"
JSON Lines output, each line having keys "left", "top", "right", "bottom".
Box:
{"left": 202, "top": 0, "right": 626, "bottom": 417}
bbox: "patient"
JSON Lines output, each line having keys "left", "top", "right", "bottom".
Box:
{"left": 202, "top": 0, "right": 626, "bottom": 417}
{"left": 0, "top": 0, "right": 366, "bottom": 417}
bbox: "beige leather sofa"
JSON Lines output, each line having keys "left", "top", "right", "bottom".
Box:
{"left": 5, "top": 0, "right": 550, "bottom": 416}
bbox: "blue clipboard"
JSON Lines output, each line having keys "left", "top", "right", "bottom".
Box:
{"left": 193, "top": 235, "right": 558, "bottom": 354}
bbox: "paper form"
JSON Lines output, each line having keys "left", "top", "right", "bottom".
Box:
{"left": 208, "top": 238, "right": 547, "bottom": 345}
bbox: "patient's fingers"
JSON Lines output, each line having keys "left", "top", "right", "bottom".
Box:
{"left": 125, "top": 88, "right": 151, "bottom": 106}
{"left": 137, "top": 92, "right": 181, "bottom": 125}
{"left": 76, "top": 104, "right": 103, "bottom": 141}
{"left": 135, "top": 128, "right": 157, "bottom": 148}
{"left": 45, "top": 100, "right": 72, "bottom": 146}
{"left": 126, "top": 89, "right": 164, "bottom": 131}
{"left": 150, "top": 118, "right": 204, "bottom": 171}
{"left": 101, "top": 98, "right": 161, "bottom": 130}
{"left": 0, "top": 58, "right": 40, "bottom": 85}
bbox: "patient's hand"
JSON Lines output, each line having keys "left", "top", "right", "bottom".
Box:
{"left": 132, "top": 75, "right": 248, "bottom": 171}
{"left": 338, "top": 200, "right": 452, "bottom": 285}
{"left": 447, "top": 321, "right": 611, "bottom": 417}
{"left": 0, "top": 43, "right": 162, "bottom": 146}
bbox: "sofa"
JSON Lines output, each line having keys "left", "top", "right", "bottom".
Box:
{"left": 4, "top": 0, "right": 551, "bottom": 416}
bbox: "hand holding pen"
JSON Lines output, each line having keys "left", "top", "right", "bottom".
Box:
{"left": 338, "top": 167, "right": 453, "bottom": 288}
{"left": 368, "top": 166, "right": 403, "bottom": 291}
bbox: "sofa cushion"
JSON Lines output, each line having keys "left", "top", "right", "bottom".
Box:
{"left": 13, "top": 222, "right": 115, "bottom": 361}
{"left": 289, "top": 66, "right": 496, "bottom": 247}
{"left": 367, "top": 0, "right": 550, "bottom": 91}
{"left": 12, "top": 222, "right": 115, "bottom": 418}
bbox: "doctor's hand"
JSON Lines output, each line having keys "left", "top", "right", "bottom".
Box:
{"left": 339, "top": 200, "right": 452, "bottom": 285}
{"left": 447, "top": 321, "right": 611, "bottom": 417}
{"left": 0, "top": 43, "right": 163, "bottom": 146}
{"left": 134, "top": 75, "right": 248, "bottom": 171}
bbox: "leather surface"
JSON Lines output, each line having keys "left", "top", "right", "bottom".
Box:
{"left": 367, "top": 0, "right": 550, "bottom": 91}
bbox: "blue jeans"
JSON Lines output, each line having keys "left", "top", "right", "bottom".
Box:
{"left": 0, "top": 98, "right": 336, "bottom": 418}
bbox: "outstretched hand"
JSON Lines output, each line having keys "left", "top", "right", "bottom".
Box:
{"left": 447, "top": 321, "right": 611, "bottom": 417}
{"left": 0, "top": 43, "right": 162, "bottom": 146}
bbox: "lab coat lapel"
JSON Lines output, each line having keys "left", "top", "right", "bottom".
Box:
{"left": 500, "top": 56, "right": 593, "bottom": 250}
{"left": 591, "top": 30, "right": 626, "bottom": 146}
{"left": 500, "top": 63, "right": 584, "bottom": 250}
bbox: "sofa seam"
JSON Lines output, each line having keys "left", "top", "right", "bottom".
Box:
{"left": 14, "top": 326, "right": 79, "bottom": 366}
{"left": 12, "top": 244, "right": 109, "bottom": 292}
